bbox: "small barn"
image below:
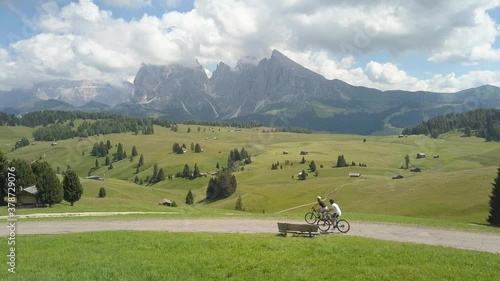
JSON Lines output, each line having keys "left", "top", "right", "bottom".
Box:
{"left": 199, "top": 172, "right": 208, "bottom": 177}
{"left": 410, "top": 167, "right": 422, "bottom": 172}
{"left": 51, "top": 142, "right": 58, "bottom": 146}
{"left": 300, "top": 151, "right": 309, "bottom": 155}
{"left": 158, "top": 199, "right": 172, "bottom": 206}
{"left": 17, "top": 185, "right": 38, "bottom": 205}
{"left": 416, "top": 153, "right": 426, "bottom": 159}
{"left": 392, "top": 174, "right": 404, "bottom": 179}
{"left": 349, "top": 173, "right": 361, "bottom": 177}
{"left": 433, "top": 155, "right": 440, "bottom": 158}
{"left": 282, "top": 151, "right": 289, "bottom": 154}
{"left": 86, "top": 175, "right": 104, "bottom": 181}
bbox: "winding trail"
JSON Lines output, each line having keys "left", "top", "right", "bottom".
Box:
{"left": 3, "top": 217, "right": 500, "bottom": 254}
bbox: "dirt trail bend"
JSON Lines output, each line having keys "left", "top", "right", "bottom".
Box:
{"left": 3, "top": 218, "right": 500, "bottom": 254}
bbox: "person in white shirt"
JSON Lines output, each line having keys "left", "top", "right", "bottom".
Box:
{"left": 329, "top": 199, "right": 342, "bottom": 225}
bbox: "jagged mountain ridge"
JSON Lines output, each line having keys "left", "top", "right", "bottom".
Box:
{"left": 1, "top": 49, "right": 500, "bottom": 134}
{"left": 133, "top": 50, "right": 352, "bottom": 119}
{"left": 132, "top": 49, "right": 500, "bottom": 134}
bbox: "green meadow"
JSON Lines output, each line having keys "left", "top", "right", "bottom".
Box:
{"left": 2, "top": 123, "right": 500, "bottom": 280}
{"left": 1, "top": 231, "right": 499, "bottom": 281}
{"left": 2, "top": 124, "right": 498, "bottom": 226}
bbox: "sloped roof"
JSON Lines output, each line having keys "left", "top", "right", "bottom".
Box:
{"left": 21, "top": 185, "right": 37, "bottom": 195}
{"left": 159, "top": 199, "right": 172, "bottom": 204}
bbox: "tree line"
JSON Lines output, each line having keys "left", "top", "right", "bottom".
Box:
{"left": 402, "top": 108, "right": 500, "bottom": 141}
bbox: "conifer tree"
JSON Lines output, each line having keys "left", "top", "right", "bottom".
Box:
{"left": 235, "top": 196, "right": 243, "bottom": 211}
{"left": 131, "top": 145, "right": 138, "bottom": 157}
{"left": 186, "top": 189, "right": 194, "bottom": 205}
{"left": 157, "top": 168, "right": 165, "bottom": 182}
{"left": 487, "top": 166, "right": 500, "bottom": 226}
{"left": 62, "top": 169, "right": 83, "bottom": 206}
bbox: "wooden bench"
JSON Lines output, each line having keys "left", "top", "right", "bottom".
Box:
{"left": 277, "top": 222, "right": 319, "bottom": 237}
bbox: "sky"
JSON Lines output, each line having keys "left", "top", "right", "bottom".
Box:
{"left": 0, "top": 0, "right": 499, "bottom": 93}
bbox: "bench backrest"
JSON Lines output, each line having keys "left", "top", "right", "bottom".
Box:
{"left": 277, "top": 223, "right": 319, "bottom": 232}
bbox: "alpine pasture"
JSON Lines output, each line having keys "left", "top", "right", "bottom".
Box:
{"left": 1, "top": 123, "right": 498, "bottom": 225}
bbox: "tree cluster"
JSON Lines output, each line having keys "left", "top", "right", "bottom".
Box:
{"left": 336, "top": 155, "right": 349, "bottom": 167}
{"left": 206, "top": 170, "right": 237, "bottom": 200}
{"left": 0, "top": 157, "right": 64, "bottom": 206}
{"left": 402, "top": 108, "right": 500, "bottom": 141}
{"left": 14, "top": 137, "right": 30, "bottom": 150}
{"left": 271, "top": 161, "right": 281, "bottom": 170}
{"left": 91, "top": 141, "right": 110, "bottom": 157}
{"left": 149, "top": 163, "right": 166, "bottom": 184}
{"left": 172, "top": 142, "right": 187, "bottom": 154}
{"left": 175, "top": 163, "right": 201, "bottom": 179}
{"left": 227, "top": 148, "right": 252, "bottom": 171}
{"left": 113, "top": 143, "right": 127, "bottom": 161}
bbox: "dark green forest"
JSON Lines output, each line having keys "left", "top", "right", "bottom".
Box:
{"left": 402, "top": 108, "right": 500, "bottom": 141}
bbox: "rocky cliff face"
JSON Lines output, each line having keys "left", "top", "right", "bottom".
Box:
{"left": 133, "top": 50, "right": 345, "bottom": 119}
{"left": 132, "top": 62, "right": 220, "bottom": 119}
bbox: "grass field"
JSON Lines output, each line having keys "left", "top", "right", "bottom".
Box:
{"left": 1, "top": 231, "right": 499, "bottom": 281}
{"left": 1, "top": 124, "right": 499, "bottom": 227}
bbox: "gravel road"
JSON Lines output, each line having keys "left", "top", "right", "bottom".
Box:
{"left": 3, "top": 218, "right": 500, "bottom": 253}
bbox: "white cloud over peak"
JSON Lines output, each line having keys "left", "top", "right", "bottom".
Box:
{"left": 0, "top": 0, "right": 499, "bottom": 93}
{"left": 99, "top": 0, "right": 151, "bottom": 9}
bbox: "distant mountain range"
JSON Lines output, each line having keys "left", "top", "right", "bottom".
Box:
{"left": 1, "top": 50, "right": 500, "bottom": 135}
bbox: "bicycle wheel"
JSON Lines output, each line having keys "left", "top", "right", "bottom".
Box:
{"left": 336, "top": 219, "right": 350, "bottom": 233}
{"left": 317, "top": 218, "right": 331, "bottom": 231}
{"left": 304, "top": 212, "right": 318, "bottom": 224}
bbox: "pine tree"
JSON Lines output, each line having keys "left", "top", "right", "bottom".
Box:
{"left": 108, "top": 163, "right": 113, "bottom": 170}
{"left": 157, "top": 168, "right": 165, "bottom": 182}
{"left": 193, "top": 163, "right": 200, "bottom": 178}
{"left": 105, "top": 156, "right": 110, "bottom": 166}
{"left": 95, "top": 159, "right": 99, "bottom": 168}
{"left": 106, "top": 140, "right": 112, "bottom": 149}
{"left": 134, "top": 175, "right": 139, "bottom": 184}
{"left": 195, "top": 143, "right": 202, "bottom": 153}
{"left": 182, "top": 164, "right": 190, "bottom": 178}
{"left": 404, "top": 154, "right": 410, "bottom": 170}
{"left": 31, "top": 161, "right": 63, "bottom": 205}
{"left": 191, "top": 142, "right": 195, "bottom": 152}
{"left": 487, "top": 166, "right": 500, "bottom": 226}
{"left": 235, "top": 196, "right": 243, "bottom": 211}
{"left": 216, "top": 162, "right": 220, "bottom": 170}
{"left": 131, "top": 145, "right": 138, "bottom": 157}
{"left": 138, "top": 154, "right": 144, "bottom": 167}
{"left": 98, "top": 187, "right": 106, "bottom": 198}
{"left": 114, "top": 143, "right": 124, "bottom": 161}
{"left": 62, "top": 169, "right": 83, "bottom": 206}
{"left": 300, "top": 157, "right": 306, "bottom": 164}
{"left": 309, "top": 160, "right": 316, "bottom": 172}
{"left": 8, "top": 159, "right": 36, "bottom": 193}
{"left": 186, "top": 189, "right": 194, "bottom": 205}
{"left": 152, "top": 163, "right": 159, "bottom": 183}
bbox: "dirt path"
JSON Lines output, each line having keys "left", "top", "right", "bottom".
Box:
{"left": 3, "top": 218, "right": 500, "bottom": 253}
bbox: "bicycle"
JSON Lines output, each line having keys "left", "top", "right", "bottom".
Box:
{"left": 316, "top": 213, "right": 350, "bottom": 233}
{"left": 304, "top": 207, "right": 325, "bottom": 224}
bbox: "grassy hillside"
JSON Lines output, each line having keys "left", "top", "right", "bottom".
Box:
{"left": 1, "top": 231, "right": 499, "bottom": 280}
{"left": 1, "top": 124, "right": 499, "bottom": 225}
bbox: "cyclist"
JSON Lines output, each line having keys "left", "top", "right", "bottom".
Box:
{"left": 315, "top": 196, "right": 328, "bottom": 218}
{"left": 329, "top": 199, "right": 342, "bottom": 226}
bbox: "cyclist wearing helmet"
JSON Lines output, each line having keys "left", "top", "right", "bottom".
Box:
{"left": 315, "top": 196, "right": 328, "bottom": 218}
